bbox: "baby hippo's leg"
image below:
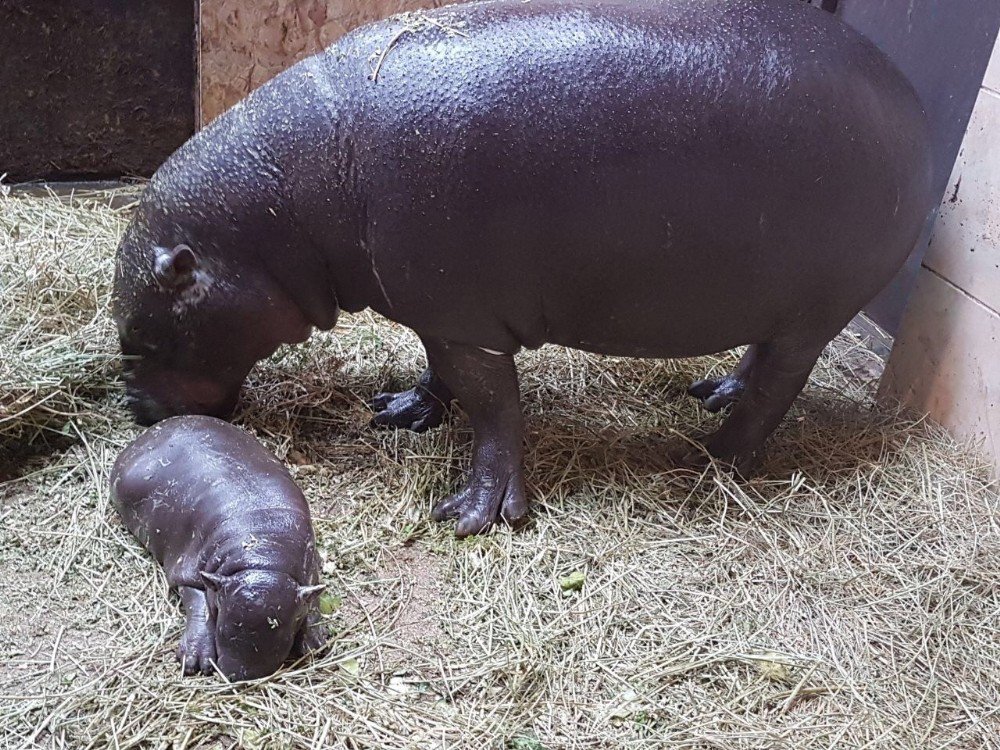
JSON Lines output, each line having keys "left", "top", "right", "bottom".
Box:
{"left": 177, "top": 586, "right": 216, "bottom": 676}
{"left": 291, "top": 610, "right": 327, "bottom": 657}
{"left": 423, "top": 339, "right": 528, "bottom": 537}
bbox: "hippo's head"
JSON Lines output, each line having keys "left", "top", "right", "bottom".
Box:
{"left": 201, "top": 569, "right": 325, "bottom": 682}
{"left": 113, "top": 191, "right": 315, "bottom": 426}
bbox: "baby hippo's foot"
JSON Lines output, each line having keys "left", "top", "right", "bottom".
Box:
{"left": 432, "top": 468, "right": 529, "bottom": 537}
{"left": 371, "top": 387, "right": 448, "bottom": 433}
{"left": 291, "top": 612, "right": 328, "bottom": 658}
{"left": 688, "top": 373, "right": 747, "bottom": 412}
{"left": 178, "top": 622, "right": 217, "bottom": 676}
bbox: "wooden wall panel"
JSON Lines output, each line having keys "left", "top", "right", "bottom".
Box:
{"left": 0, "top": 0, "right": 195, "bottom": 181}
{"left": 200, "top": 0, "right": 455, "bottom": 124}
{"left": 984, "top": 31, "right": 1000, "bottom": 93}
{"left": 837, "top": 0, "right": 1000, "bottom": 334}
{"left": 879, "top": 270, "right": 1000, "bottom": 475}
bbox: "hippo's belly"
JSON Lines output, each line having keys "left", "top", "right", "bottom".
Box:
{"left": 360, "top": 133, "right": 908, "bottom": 357}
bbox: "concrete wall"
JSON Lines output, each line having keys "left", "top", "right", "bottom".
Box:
{"left": 881, "top": 32, "right": 1000, "bottom": 473}
{"left": 200, "top": 0, "right": 454, "bottom": 124}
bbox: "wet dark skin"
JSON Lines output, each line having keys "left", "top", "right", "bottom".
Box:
{"left": 113, "top": 0, "right": 934, "bottom": 537}
{"left": 110, "top": 416, "right": 326, "bottom": 681}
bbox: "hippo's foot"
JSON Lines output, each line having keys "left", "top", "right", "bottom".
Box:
{"left": 371, "top": 388, "right": 448, "bottom": 432}
{"left": 419, "top": 339, "right": 528, "bottom": 537}
{"left": 673, "top": 437, "right": 761, "bottom": 478}
{"left": 371, "top": 367, "right": 454, "bottom": 433}
{"left": 432, "top": 469, "right": 529, "bottom": 537}
{"left": 178, "top": 622, "right": 217, "bottom": 676}
{"left": 177, "top": 585, "right": 217, "bottom": 676}
{"left": 688, "top": 375, "right": 746, "bottom": 412}
{"left": 688, "top": 346, "right": 759, "bottom": 412}
{"left": 677, "top": 340, "right": 828, "bottom": 478}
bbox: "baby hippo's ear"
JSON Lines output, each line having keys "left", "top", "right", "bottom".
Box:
{"left": 154, "top": 244, "right": 199, "bottom": 289}
{"left": 297, "top": 584, "right": 326, "bottom": 605}
{"left": 201, "top": 571, "right": 228, "bottom": 590}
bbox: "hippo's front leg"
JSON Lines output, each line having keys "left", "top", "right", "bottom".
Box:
{"left": 371, "top": 365, "right": 454, "bottom": 433}
{"left": 177, "top": 585, "right": 217, "bottom": 676}
{"left": 422, "top": 339, "right": 528, "bottom": 537}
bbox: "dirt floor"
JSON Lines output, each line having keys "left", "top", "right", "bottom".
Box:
{"left": 1, "top": 190, "right": 999, "bottom": 749}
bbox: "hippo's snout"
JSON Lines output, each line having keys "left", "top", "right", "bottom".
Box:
{"left": 124, "top": 376, "right": 240, "bottom": 426}
{"left": 216, "top": 656, "right": 284, "bottom": 683}
{"left": 126, "top": 391, "right": 178, "bottom": 426}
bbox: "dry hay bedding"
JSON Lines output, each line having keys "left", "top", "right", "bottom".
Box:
{"left": 0, "top": 189, "right": 998, "bottom": 750}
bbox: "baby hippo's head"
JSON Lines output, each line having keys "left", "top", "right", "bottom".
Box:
{"left": 201, "top": 570, "right": 325, "bottom": 681}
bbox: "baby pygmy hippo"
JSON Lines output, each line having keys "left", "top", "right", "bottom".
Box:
{"left": 111, "top": 415, "right": 326, "bottom": 681}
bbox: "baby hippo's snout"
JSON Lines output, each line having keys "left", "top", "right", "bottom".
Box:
{"left": 205, "top": 569, "right": 325, "bottom": 681}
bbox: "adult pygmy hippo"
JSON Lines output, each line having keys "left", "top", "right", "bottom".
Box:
{"left": 110, "top": 416, "right": 326, "bottom": 681}
{"left": 113, "top": 0, "right": 934, "bottom": 536}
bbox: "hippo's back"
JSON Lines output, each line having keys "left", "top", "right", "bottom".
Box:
{"left": 303, "top": 0, "right": 932, "bottom": 355}
{"left": 111, "top": 417, "right": 310, "bottom": 567}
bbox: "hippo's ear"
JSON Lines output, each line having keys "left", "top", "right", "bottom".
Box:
{"left": 296, "top": 584, "right": 326, "bottom": 605}
{"left": 201, "top": 571, "right": 227, "bottom": 590}
{"left": 153, "top": 244, "right": 199, "bottom": 289}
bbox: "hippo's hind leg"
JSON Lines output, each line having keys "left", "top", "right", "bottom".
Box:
{"left": 177, "top": 586, "right": 217, "bottom": 676}
{"left": 422, "top": 338, "right": 528, "bottom": 537}
{"left": 371, "top": 352, "right": 455, "bottom": 433}
{"left": 688, "top": 345, "right": 758, "bottom": 412}
{"left": 684, "top": 338, "right": 828, "bottom": 475}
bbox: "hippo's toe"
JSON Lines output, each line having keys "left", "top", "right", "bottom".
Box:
{"left": 688, "top": 374, "right": 747, "bottom": 412}
{"left": 178, "top": 627, "right": 217, "bottom": 676}
{"left": 432, "top": 470, "right": 529, "bottom": 537}
{"left": 371, "top": 386, "right": 449, "bottom": 433}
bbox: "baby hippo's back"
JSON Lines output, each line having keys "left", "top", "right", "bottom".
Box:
{"left": 110, "top": 416, "right": 314, "bottom": 586}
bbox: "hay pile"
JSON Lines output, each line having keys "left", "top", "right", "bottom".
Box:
{"left": 1, "top": 191, "right": 998, "bottom": 749}
{"left": 0, "top": 186, "right": 139, "bottom": 460}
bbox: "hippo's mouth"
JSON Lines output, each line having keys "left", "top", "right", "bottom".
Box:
{"left": 216, "top": 653, "right": 287, "bottom": 683}
{"left": 124, "top": 386, "right": 239, "bottom": 426}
